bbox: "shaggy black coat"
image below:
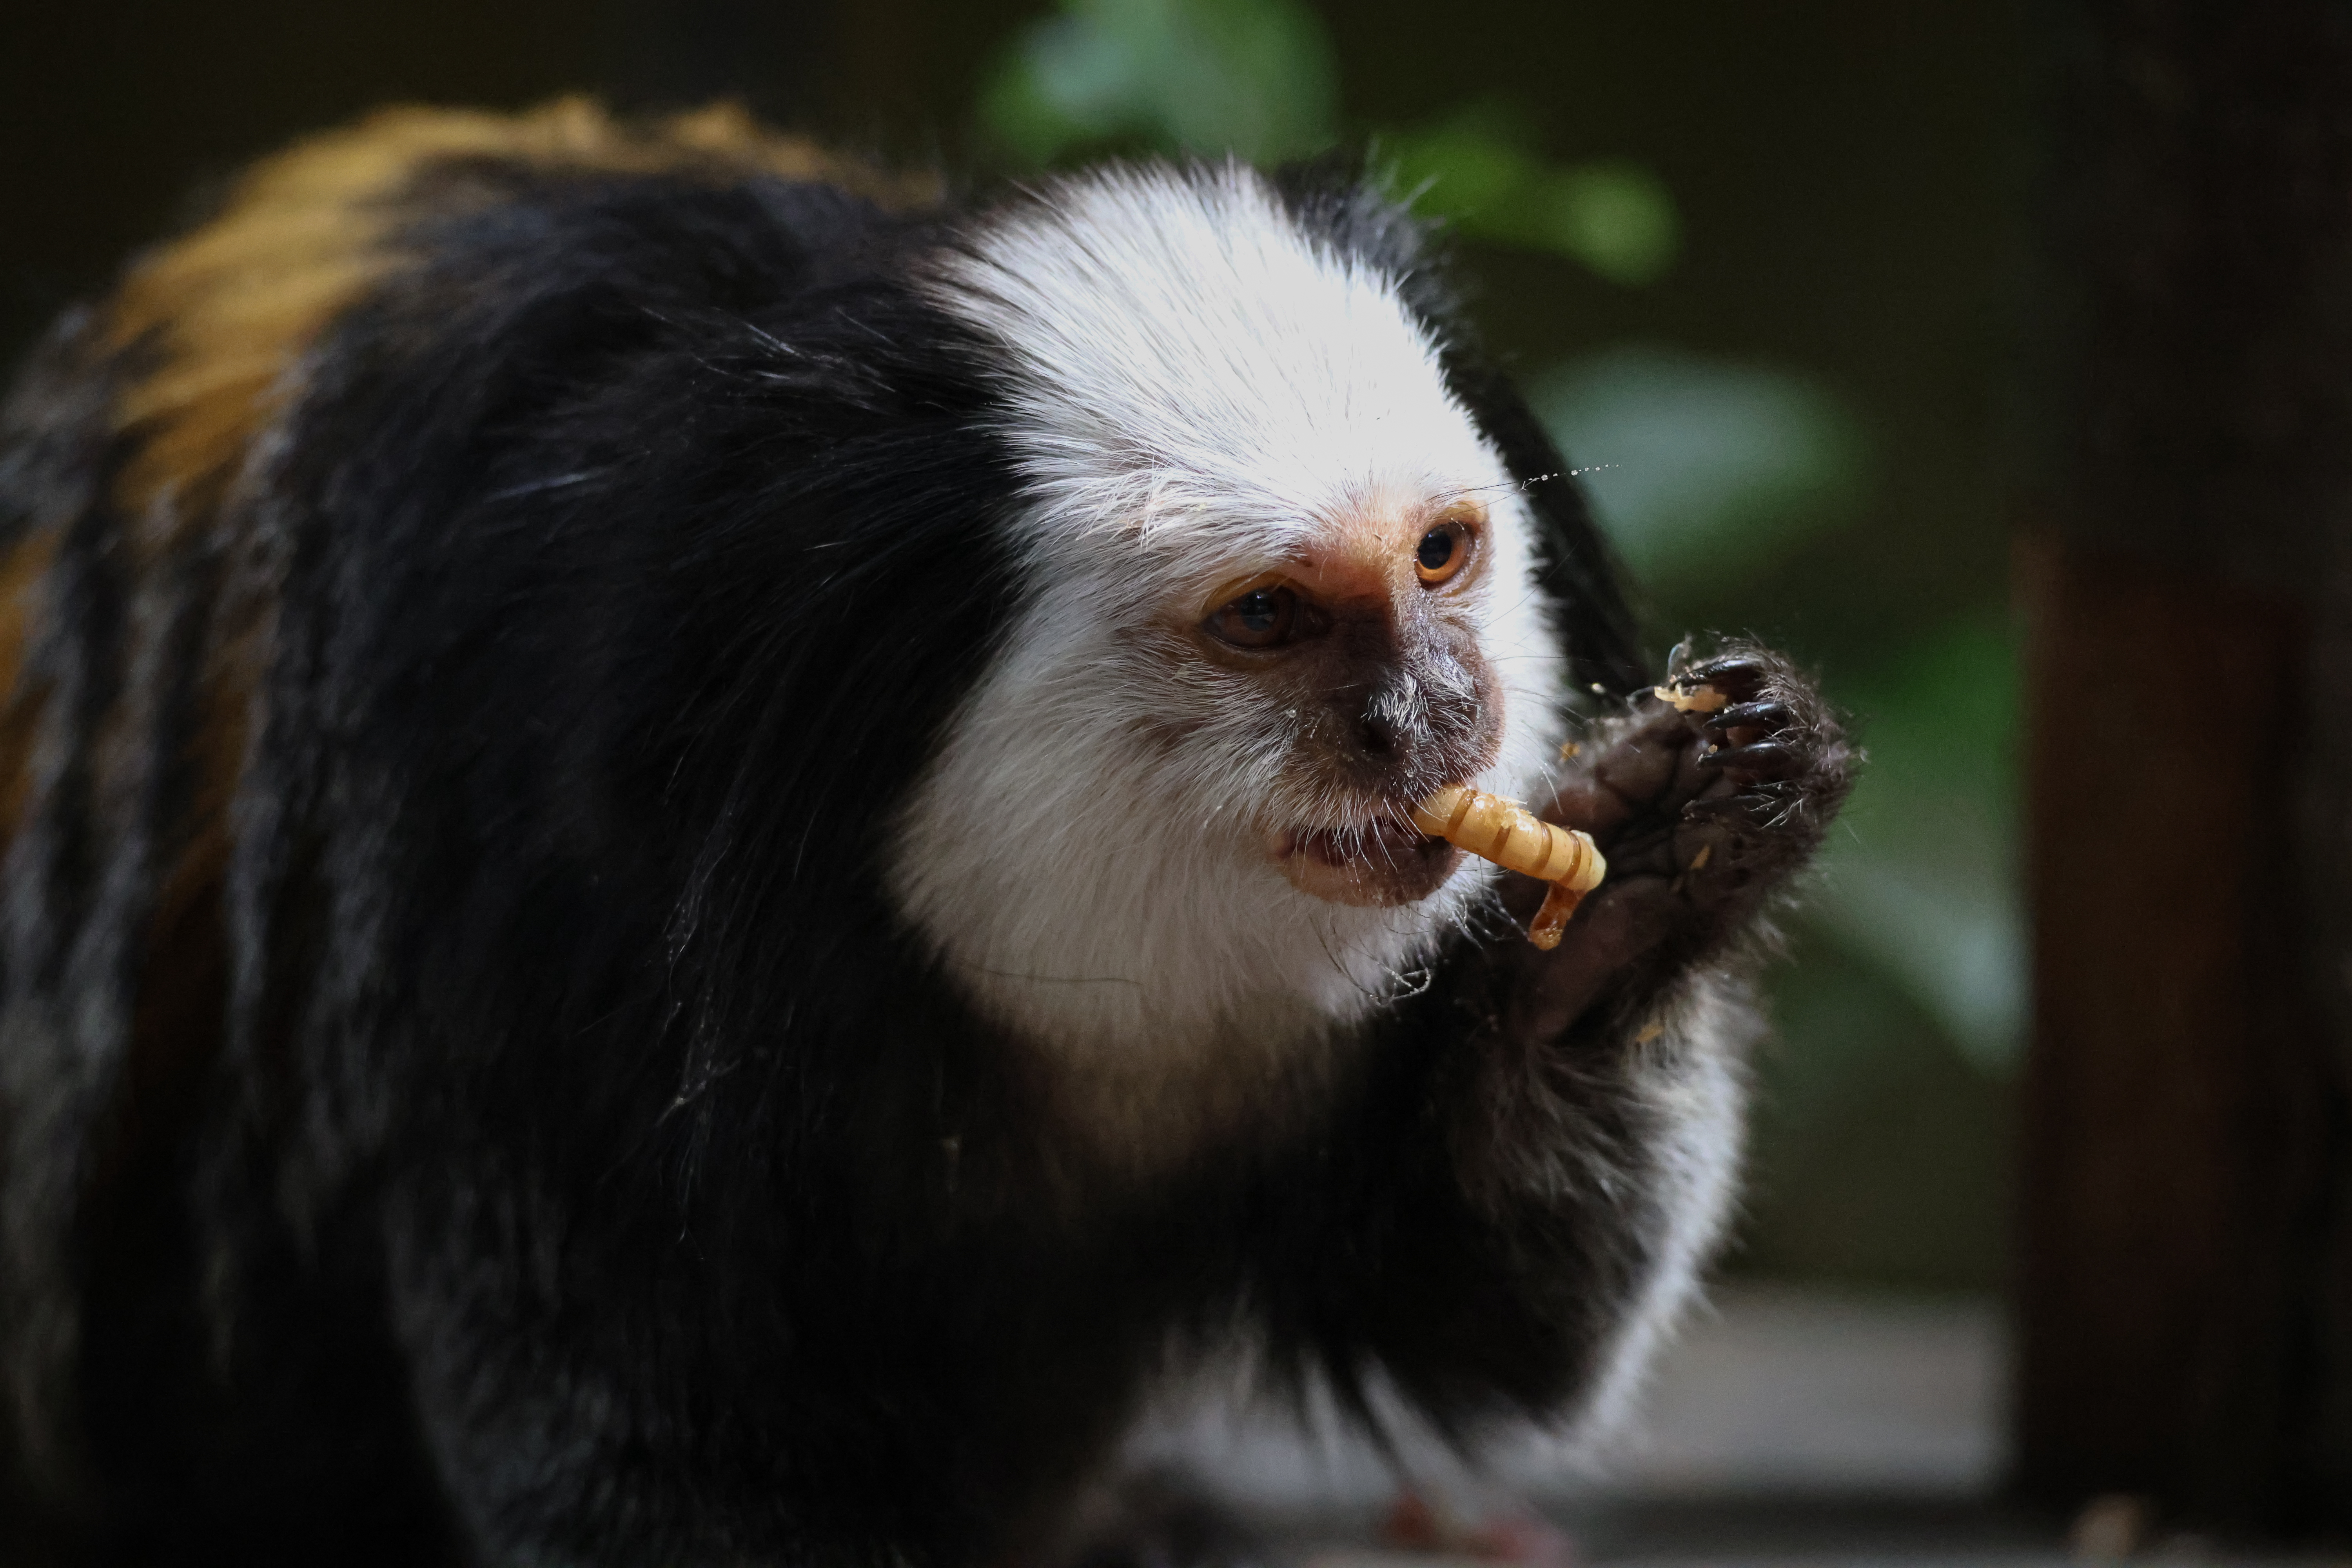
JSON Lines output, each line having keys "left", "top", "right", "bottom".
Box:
{"left": 0, "top": 110, "right": 1850, "bottom": 1568}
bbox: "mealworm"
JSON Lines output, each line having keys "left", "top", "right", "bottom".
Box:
{"left": 1412, "top": 784, "right": 1606, "bottom": 950}
{"left": 1654, "top": 681, "right": 1729, "bottom": 713}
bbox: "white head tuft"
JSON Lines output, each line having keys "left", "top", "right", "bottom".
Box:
{"left": 890, "top": 163, "right": 1568, "bottom": 1159}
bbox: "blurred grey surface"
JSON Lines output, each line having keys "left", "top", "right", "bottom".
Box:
{"left": 1129, "top": 1285, "right": 2045, "bottom": 1563}
{"left": 1582, "top": 1285, "right": 2004, "bottom": 1498}
{"left": 1131, "top": 1286, "right": 2348, "bottom": 1564}
{"left": 1131, "top": 1285, "right": 2005, "bottom": 1508}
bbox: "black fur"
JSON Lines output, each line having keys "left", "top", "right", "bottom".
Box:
{"left": 0, "top": 137, "right": 1848, "bottom": 1568}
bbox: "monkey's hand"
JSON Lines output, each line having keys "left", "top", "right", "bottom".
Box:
{"left": 1314, "top": 644, "right": 1847, "bottom": 1426}
{"left": 1502, "top": 642, "right": 1856, "bottom": 1039}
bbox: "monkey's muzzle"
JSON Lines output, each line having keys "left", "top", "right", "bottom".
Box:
{"left": 1269, "top": 815, "right": 1462, "bottom": 908}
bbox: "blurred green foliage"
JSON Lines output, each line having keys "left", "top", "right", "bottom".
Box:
{"left": 1542, "top": 353, "right": 2022, "bottom": 1078}
{"left": 980, "top": 0, "right": 1337, "bottom": 165}
{"left": 981, "top": 0, "right": 1681, "bottom": 285}
{"left": 1740, "top": 932, "right": 2012, "bottom": 1285}
{"left": 974, "top": 0, "right": 2018, "bottom": 1292}
{"left": 1547, "top": 352, "right": 2022, "bottom": 1287}
{"left": 1533, "top": 347, "right": 1870, "bottom": 588}
{"left": 1384, "top": 111, "right": 1679, "bottom": 286}
{"left": 1812, "top": 617, "right": 2021, "bottom": 1075}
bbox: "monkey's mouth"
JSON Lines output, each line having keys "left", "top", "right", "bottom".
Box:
{"left": 1269, "top": 816, "right": 1462, "bottom": 908}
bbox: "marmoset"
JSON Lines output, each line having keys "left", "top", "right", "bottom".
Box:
{"left": 0, "top": 100, "right": 1851, "bottom": 1567}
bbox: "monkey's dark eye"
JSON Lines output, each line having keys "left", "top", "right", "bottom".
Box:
{"left": 1207, "top": 586, "right": 1300, "bottom": 649}
{"left": 1415, "top": 521, "right": 1472, "bottom": 586}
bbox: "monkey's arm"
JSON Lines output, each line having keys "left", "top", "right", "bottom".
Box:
{"left": 1294, "top": 646, "right": 1855, "bottom": 1433}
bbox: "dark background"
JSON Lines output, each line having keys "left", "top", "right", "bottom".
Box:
{"left": 0, "top": 0, "right": 2035, "bottom": 1295}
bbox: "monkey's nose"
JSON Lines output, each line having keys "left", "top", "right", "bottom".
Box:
{"left": 1342, "top": 662, "right": 1492, "bottom": 788}
{"left": 1356, "top": 706, "right": 1403, "bottom": 760}
{"left": 1355, "top": 679, "right": 1437, "bottom": 768}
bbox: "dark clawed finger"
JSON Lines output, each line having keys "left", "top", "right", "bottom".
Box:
{"left": 1697, "top": 740, "right": 1802, "bottom": 779}
{"left": 1679, "top": 793, "right": 1756, "bottom": 824}
{"left": 1704, "top": 699, "right": 1792, "bottom": 737}
{"left": 1676, "top": 652, "right": 1770, "bottom": 701}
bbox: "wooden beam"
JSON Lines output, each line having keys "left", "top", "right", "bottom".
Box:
{"left": 2018, "top": 0, "right": 2352, "bottom": 1533}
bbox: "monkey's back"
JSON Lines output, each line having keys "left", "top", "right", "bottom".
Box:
{"left": 0, "top": 102, "right": 988, "bottom": 1566}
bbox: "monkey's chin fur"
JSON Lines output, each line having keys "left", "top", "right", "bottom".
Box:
{"left": 1269, "top": 821, "right": 1465, "bottom": 907}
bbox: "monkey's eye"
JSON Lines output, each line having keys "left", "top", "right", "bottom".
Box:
{"left": 1207, "top": 586, "right": 1301, "bottom": 649}
{"left": 1414, "top": 520, "right": 1474, "bottom": 586}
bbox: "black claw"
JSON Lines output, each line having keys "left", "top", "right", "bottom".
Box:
{"left": 1677, "top": 652, "right": 1771, "bottom": 701}
{"left": 1704, "top": 699, "right": 1793, "bottom": 736}
{"left": 1698, "top": 740, "right": 1801, "bottom": 779}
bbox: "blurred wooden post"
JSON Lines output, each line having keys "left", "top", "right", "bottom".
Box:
{"left": 2019, "top": 0, "right": 2352, "bottom": 1532}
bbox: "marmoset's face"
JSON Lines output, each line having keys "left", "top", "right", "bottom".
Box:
{"left": 1176, "top": 492, "right": 1504, "bottom": 907}
{"left": 895, "top": 163, "right": 1566, "bottom": 1063}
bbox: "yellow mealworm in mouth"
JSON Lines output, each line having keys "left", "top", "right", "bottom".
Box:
{"left": 1411, "top": 784, "right": 1606, "bottom": 950}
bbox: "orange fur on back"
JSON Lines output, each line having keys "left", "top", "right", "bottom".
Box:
{"left": 103, "top": 97, "right": 921, "bottom": 546}
{"left": 0, "top": 102, "right": 928, "bottom": 1217}
{"left": 0, "top": 529, "right": 57, "bottom": 844}
{"left": 43, "top": 93, "right": 924, "bottom": 943}
{"left": 0, "top": 95, "right": 912, "bottom": 868}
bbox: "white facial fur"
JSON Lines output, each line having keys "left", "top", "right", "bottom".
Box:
{"left": 893, "top": 164, "right": 1567, "bottom": 1149}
